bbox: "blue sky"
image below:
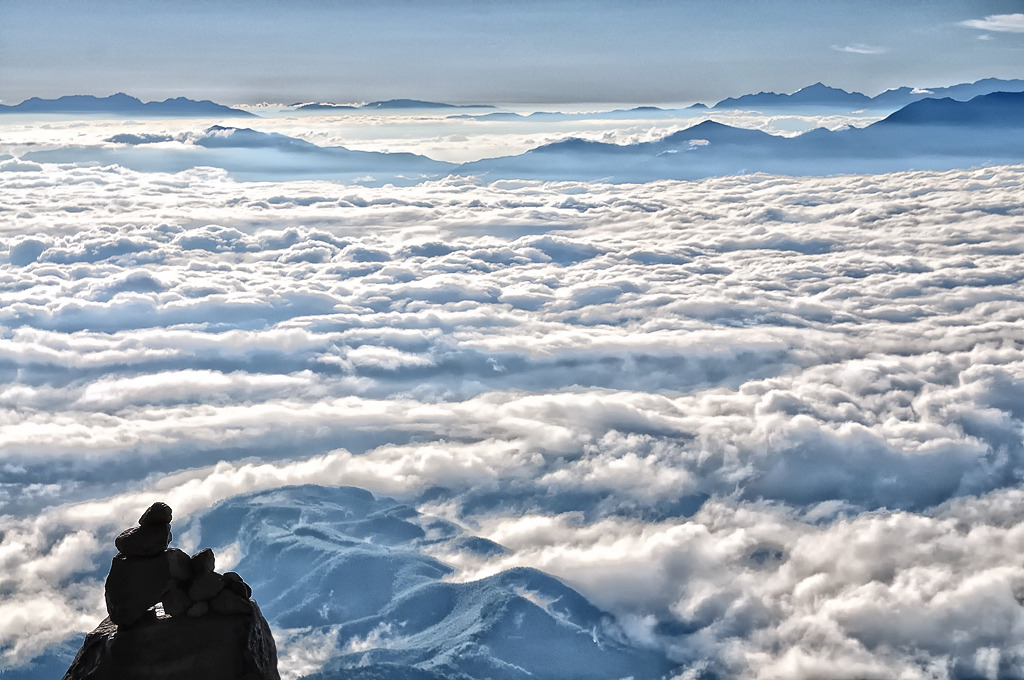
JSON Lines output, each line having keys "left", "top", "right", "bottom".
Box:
{"left": 2, "top": 1, "right": 1023, "bottom": 104}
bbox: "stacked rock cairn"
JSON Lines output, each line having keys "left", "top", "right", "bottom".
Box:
{"left": 105, "top": 501, "right": 255, "bottom": 627}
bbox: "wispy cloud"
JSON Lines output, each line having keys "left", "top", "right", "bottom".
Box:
{"left": 959, "top": 13, "right": 1024, "bottom": 33}
{"left": 831, "top": 43, "right": 889, "bottom": 55}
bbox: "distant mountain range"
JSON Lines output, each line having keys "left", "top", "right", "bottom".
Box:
{"left": 447, "top": 79, "right": 1024, "bottom": 122}
{"left": 0, "top": 93, "right": 255, "bottom": 117}
{"left": 6, "top": 78, "right": 1022, "bottom": 120}
{"left": 455, "top": 91, "right": 1024, "bottom": 182}
{"left": 297, "top": 99, "right": 495, "bottom": 112}
{"left": 709, "top": 78, "right": 1024, "bottom": 111}
{"left": 17, "top": 91, "right": 1024, "bottom": 184}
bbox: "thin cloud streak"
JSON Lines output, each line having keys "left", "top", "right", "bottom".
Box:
{"left": 959, "top": 13, "right": 1024, "bottom": 33}
{"left": 831, "top": 43, "right": 889, "bottom": 55}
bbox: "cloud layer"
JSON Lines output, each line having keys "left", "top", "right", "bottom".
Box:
{"left": 2, "top": 160, "right": 1024, "bottom": 678}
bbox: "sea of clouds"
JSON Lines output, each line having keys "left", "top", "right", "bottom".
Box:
{"left": 2, "top": 147, "right": 1024, "bottom": 679}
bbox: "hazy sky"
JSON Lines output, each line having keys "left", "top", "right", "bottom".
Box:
{"left": 2, "top": 0, "right": 1023, "bottom": 105}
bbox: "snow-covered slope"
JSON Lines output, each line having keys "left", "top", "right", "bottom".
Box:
{"left": 190, "top": 485, "right": 678, "bottom": 680}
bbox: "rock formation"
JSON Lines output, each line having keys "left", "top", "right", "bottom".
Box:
{"left": 62, "top": 502, "right": 279, "bottom": 680}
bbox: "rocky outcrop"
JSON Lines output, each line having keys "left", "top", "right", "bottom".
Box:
{"left": 62, "top": 502, "right": 279, "bottom": 680}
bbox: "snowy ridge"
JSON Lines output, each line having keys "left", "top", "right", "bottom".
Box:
{"left": 190, "top": 485, "right": 678, "bottom": 680}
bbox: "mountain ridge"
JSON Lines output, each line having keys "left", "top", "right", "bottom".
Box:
{"left": 457, "top": 91, "right": 1024, "bottom": 182}
{"left": 0, "top": 93, "right": 255, "bottom": 117}
{"left": 16, "top": 91, "right": 1024, "bottom": 184}
{"left": 194, "top": 485, "right": 679, "bottom": 680}
{"left": 710, "top": 77, "right": 1024, "bottom": 110}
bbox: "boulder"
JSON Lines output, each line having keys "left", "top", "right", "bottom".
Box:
{"left": 61, "top": 602, "right": 279, "bottom": 680}
{"left": 104, "top": 554, "right": 173, "bottom": 627}
{"left": 211, "top": 589, "right": 254, "bottom": 615}
{"left": 223, "top": 571, "right": 253, "bottom": 599}
{"left": 191, "top": 547, "right": 216, "bottom": 575}
{"left": 139, "top": 502, "right": 173, "bottom": 526}
{"left": 114, "top": 524, "right": 171, "bottom": 557}
{"left": 188, "top": 571, "right": 225, "bottom": 601}
{"left": 187, "top": 601, "right": 210, "bottom": 618}
{"left": 162, "top": 586, "right": 191, "bottom": 618}
{"left": 167, "top": 548, "right": 192, "bottom": 582}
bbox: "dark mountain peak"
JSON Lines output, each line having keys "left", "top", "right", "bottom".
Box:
{"left": 871, "top": 79, "right": 1024, "bottom": 108}
{"left": 797, "top": 82, "right": 847, "bottom": 94}
{"left": 532, "top": 136, "right": 614, "bottom": 153}
{"left": 712, "top": 83, "right": 869, "bottom": 109}
{"left": 687, "top": 119, "right": 732, "bottom": 130}
{"left": 874, "top": 90, "right": 1024, "bottom": 127}
{"left": 672, "top": 119, "right": 775, "bottom": 141}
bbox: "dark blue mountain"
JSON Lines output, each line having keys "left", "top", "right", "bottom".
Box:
{"left": 712, "top": 78, "right": 1024, "bottom": 111}
{"left": 873, "top": 91, "right": 1024, "bottom": 127}
{"left": 191, "top": 485, "right": 679, "bottom": 680}
{"left": 871, "top": 78, "right": 1024, "bottom": 109}
{"left": 0, "top": 93, "right": 255, "bottom": 117}
{"left": 456, "top": 91, "right": 1024, "bottom": 182}
{"left": 713, "top": 82, "right": 872, "bottom": 110}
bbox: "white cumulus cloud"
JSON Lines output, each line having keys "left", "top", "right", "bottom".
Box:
{"left": 959, "top": 13, "right": 1024, "bottom": 33}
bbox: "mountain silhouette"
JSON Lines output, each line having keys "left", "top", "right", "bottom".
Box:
{"left": 712, "top": 78, "right": 1024, "bottom": 111}
{"left": 457, "top": 91, "right": 1024, "bottom": 182}
{"left": 18, "top": 92, "right": 1024, "bottom": 185}
{"left": 0, "top": 93, "right": 255, "bottom": 117}
{"left": 714, "top": 82, "right": 872, "bottom": 109}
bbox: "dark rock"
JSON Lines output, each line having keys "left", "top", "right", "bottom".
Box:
{"left": 139, "top": 502, "right": 173, "bottom": 526}
{"left": 162, "top": 586, "right": 191, "bottom": 618}
{"left": 104, "top": 554, "right": 173, "bottom": 627}
{"left": 166, "top": 548, "right": 192, "bottom": 582}
{"left": 61, "top": 602, "right": 280, "bottom": 680}
{"left": 114, "top": 524, "right": 171, "bottom": 556}
{"left": 223, "top": 571, "right": 253, "bottom": 599}
{"left": 188, "top": 571, "right": 225, "bottom": 601}
{"left": 187, "top": 601, "right": 210, "bottom": 617}
{"left": 210, "top": 589, "right": 253, "bottom": 615}
{"left": 191, "top": 547, "right": 215, "bottom": 575}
